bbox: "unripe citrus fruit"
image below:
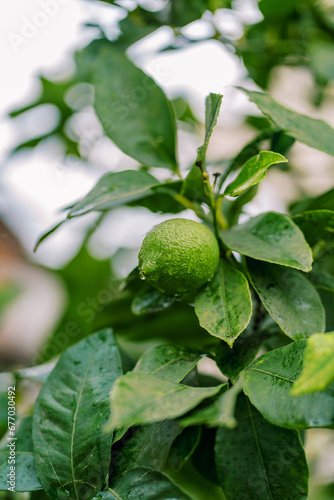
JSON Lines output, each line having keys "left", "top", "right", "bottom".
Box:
{"left": 138, "top": 218, "right": 220, "bottom": 295}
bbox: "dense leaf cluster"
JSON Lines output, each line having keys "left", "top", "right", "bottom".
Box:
{"left": 1, "top": 0, "right": 334, "bottom": 499}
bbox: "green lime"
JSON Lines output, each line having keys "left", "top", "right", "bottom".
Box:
{"left": 138, "top": 218, "right": 220, "bottom": 295}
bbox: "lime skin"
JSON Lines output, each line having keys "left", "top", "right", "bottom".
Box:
{"left": 138, "top": 218, "right": 220, "bottom": 295}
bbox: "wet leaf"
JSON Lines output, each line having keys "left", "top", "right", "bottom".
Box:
{"left": 292, "top": 332, "right": 334, "bottom": 394}
{"left": 106, "top": 373, "right": 224, "bottom": 430}
{"left": 247, "top": 259, "right": 325, "bottom": 339}
{"left": 195, "top": 260, "right": 252, "bottom": 346}
{"left": 33, "top": 330, "right": 122, "bottom": 499}
{"left": 0, "top": 416, "right": 42, "bottom": 491}
{"left": 215, "top": 394, "right": 309, "bottom": 499}
{"left": 221, "top": 212, "right": 312, "bottom": 272}
{"left": 133, "top": 345, "right": 203, "bottom": 383}
{"left": 224, "top": 151, "right": 287, "bottom": 197}
{"left": 244, "top": 341, "right": 334, "bottom": 428}
{"left": 93, "top": 467, "right": 192, "bottom": 499}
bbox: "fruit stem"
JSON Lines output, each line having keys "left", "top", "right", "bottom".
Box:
{"left": 173, "top": 194, "right": 210, "bottom": 222}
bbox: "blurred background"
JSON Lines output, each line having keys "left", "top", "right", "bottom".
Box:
{"left": 1, "top": 0, "right": 334, "bottom": 498}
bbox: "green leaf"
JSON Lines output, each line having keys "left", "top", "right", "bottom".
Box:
{"left": 243, "top": 341, "right": 334, "bottom": 429}
{"left": 112, "top": 345, "right": 203, "bottom": 445}
{"left": 33, "top": 329, "right": 122, "bottom": 500}
{"left": 134, "top": 345, "right": 204, "bottom": 383}
{"left": 319, "top": 288, "right": 334, "bottom": 332}
{"left": 182, "top": 93, "right": 223, "bottom": 203}
{"left": 69, "top": 170, "right": 160, "bottom": 218}
{"left": 309, "top": 265, "right": 334, "bottom": 293}
{"left": 216, "top": 329, "right": 269, "bottom": 382}
{"left": 131, "top": 288, "right": 176, "bottom": 315}
{"left": 292, "top": 210, "right": 334, "bottom": 247}
{"left": 309, "top": 40, "right": 334, "bottom": 82}
{"left": 222, "top": 185, "right": 259, "bottom": 227}
{"left": 197, "top": 92, "right": 223, "bottom": 169}
{"left": 106, "top": 373, "right": 224, "bottom": 430}
{"left": 34, "top": 219, "right": 68, "bottom": 252}
{"left": 93, "top": 467, "right": 192, "bottom": 499}
{"left": 292, "top": 332, "right": 334, "bottom": 395}
{"left": 224, "top": 151, "right": 287, "bottom": 197}
{"left": 220, "top": 212, "right": 313, "bottom": 272}
{"left": 171, "top": 96, "right": 199, "bottom": 130}
{"left": 94, "top": 48, "right": 177, "bottom": 171}
{"left": 180, "top": 377, "right": 243, "bottom": 428}
{"left": 259, "top": 0, "right": 303, "bottom": 18}
{"left": 111, "top": 7, "right": 160, "bottom": 51}
{"left": 243, "top": 89, "right": 334, "bottom": 157}
{"left": 191, "top": 427, "right": 220, "bottom": 485}
{"left": 164, "top": 0, "right": 210, "bottom": 27}
{"left": 17, "top": 360, "right": 56, "bottom": 383}
{"left": 181, "top": 164, "right": 209, "bottom": 205}
{"left": 130, "top": 181, "right": 184, "bottom": 214}
{"left": 0, "top": 416, "right": 42, "bottom": 491}
{"left": 110, "top": 420, "right": 181, "bottom": 478}
{"left": 194, "top": 260, "right": 252, "bottom": 346}
{"left": 215, "top": 394, "right": 309, "bottom": 500}
{"left": 247, "top": 259, "right": 325, "bottom": 339}
{"left": 168, "top": 426, "right": 202, "bottom": 471}
{"left": 290, "top": 187, "right": 334, "bottom": 215}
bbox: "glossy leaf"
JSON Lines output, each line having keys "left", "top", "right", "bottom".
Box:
{"left": 112, "top": 345, "right": 203, "bottom": 445}
{"left": 168, "top": 426, "right": 202, "bottom": 471}
{"left": 131, "top": 181, "right": 184, "bottom": 214}
{"left": 0, "top": 416, "right": 42, "bottom": 492}
{"left": 195, "top": 260, "right": 252, "bottom": 346}
{"left": 134, "top": 345, "right": 203, "bottom": 383}
{"left": 243, "top": 89, "right": 334, "bottom": 157}
{"left": 181, "top": 164, "right": 209, "bottom": 205}
{"left": 17, "top": 360, "right": 56, "bottom": 383}
{"left": 224, "top": 151, "right": 287, "bottom": 197}
{"left": 131, "top": 288, "right": 176, "bottom": 315}
{"left": 93, "top": 467, "right": 192, "bottom": 499}
{"left": 215, "top": 394, "right": 309, "bottom": 500}
{"left": 247, "top": 259, "right": 325, "bottom": 339}
{"left": 110, "top": 420, "right": 181, "bottom": 478}
{"left": 33, "top": 330, "right": 122, "bottom": 500}
{"left": 292, "top": 332, "right": 334, "bottom": 394}
{"left": 69, "top": 170, "right": 160, "bottom": 217}
{"left": 180, "top": 377, "right": 243, "bottom": 428}
{"left": 222, "top": 185, "right": 259, "bottom": 227}
{"left": 293, "top": 210, "right": 334, "bottom": 247}
{"left": 243, "top": 341, "right": 334, "bottom": 428}
{"left": 198, "top": 92, "right": 223, "bottom": 167}
{"left": 221, "top": 212, "right": 312, "bottom": 272}
{"left": 94, "top": 48, "right": 177, "bottom": 171}
{"left": 182, "top": 93, "right": 223, "bottom": 203}
{"left": 106, "top": 373, "right": 224, "bottom": 430}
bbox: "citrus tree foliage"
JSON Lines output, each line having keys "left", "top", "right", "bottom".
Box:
{"left": 2, "top": 0, "right": 334, "bottom": 499}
